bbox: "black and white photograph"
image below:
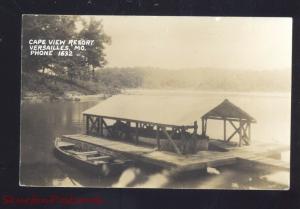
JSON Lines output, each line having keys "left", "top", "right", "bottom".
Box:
{"left": 20, "top": 15, "right": 291, "bottom": 189}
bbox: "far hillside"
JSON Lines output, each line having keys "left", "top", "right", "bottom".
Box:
{"left": 22, "top": 67, "right": 290, "bottom": 102}
{"left": 101, "top": 67, "right": 291, "bottom": 93}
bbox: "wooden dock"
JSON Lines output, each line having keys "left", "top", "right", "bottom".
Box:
{"left": 236, "top": 156, "right": 290, "bottom": 171}
{"left": 62, "top": 134, "right": 290, "bottom": 172}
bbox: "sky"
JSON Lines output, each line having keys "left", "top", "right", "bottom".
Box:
{"left": 92, "top": 16, "right": 292, "bottom": 71}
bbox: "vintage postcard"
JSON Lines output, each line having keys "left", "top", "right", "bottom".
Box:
{"left": 20, "top": 15, "right": 291, "bottom": 189}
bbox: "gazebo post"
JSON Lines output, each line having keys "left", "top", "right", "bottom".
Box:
{"left": 201, "top": 118, "right": 204, "bottom": 136}
{"left": 239, "top": 119, "right": 242, "bottom": 146}
{"left": 223, "top": 119, "right": 226, "bottom": 141}
{"left": 202, "top": 118, "right": 207, "bottom": 136}
{"left": 248, "top": 121, "right": 251, "bottom": 144}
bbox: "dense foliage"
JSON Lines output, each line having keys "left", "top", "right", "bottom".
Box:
{"left": 22, "top": 15, "right": 111, "bottom": 81}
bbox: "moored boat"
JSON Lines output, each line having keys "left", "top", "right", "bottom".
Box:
{"left": 54, "top": 137, "right": 131, "bottom": 176}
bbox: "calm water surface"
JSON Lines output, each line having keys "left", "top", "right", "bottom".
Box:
{"left": 20, "top": 91, "right": 290, "bottom": 189}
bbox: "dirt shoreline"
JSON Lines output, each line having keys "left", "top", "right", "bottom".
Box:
{"left": 21, "top": 91, "right": 110, "bottom": 103}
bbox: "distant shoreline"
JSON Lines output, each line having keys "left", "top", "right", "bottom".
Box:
{"left": 21, "top": 88, "right": 291, "bottom": 104}
{"left": 124, "top": 88, "right": 291, "bottom": 98}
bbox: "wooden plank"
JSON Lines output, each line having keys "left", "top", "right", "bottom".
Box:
{"left": 207, "top": 157, "right": 237, "bottom": 167}
{"left": 240, "top": 122, "right": 250, "bottom": 145}
{"left": 162, "top": 128, "right": 182, "bottom": 155}
{"left": 74, "top": 151, "right": 98, "bottom": 155}
{"left": 237, "top": 157, "right": 289, "bottom": 171}
{"left": 89, "top": 116, "right": 98, "bottom": 133}
{"left": 62, "top": 134, "right": 289, "bottom": 172}
{"left": 102, "top": 119, "right": 113, "bottom": 137}
{"left": 227, "top": 126, "right": 240, "bottom": 142}
{"left": 205, "top": 116, "right": 249, "bottom": 122}
{"left": 57, "top": 141, "right": 75, "bottom": 147}
{"left": 83, "top": 113, "right": 195, "bottom": 129}
{"left": 228, "top": 120, "right": 238, "bottom": 131}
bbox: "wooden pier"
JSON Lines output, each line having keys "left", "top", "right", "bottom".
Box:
{"left": 59, "top": 95, "right": 290, "bottom": 174}
{"left": 62, "top": 134, "right": 290, "bottom": 172}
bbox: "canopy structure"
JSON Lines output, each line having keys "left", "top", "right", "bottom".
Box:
{"left": 201, "top": 99, "right": 256, "bottom": 146}
{"left": 82, "top": 94, "right": 209, "bottom": 154}
{"left": 83, "top": 94, "right": 211, "bottom": 127}
{"left": 82, "top": 94, "right": 255, "bottom": 152}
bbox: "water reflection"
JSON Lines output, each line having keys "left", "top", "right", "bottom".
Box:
{"left": 112, "top": 168, "right": 142, "bottom": 187}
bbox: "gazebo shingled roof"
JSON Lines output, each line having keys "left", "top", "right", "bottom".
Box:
{"left": 202, "top": 99, "right": 256, "bottom": 123}
{"left": 201, "top": 99, "right": 256, "bottom": 146}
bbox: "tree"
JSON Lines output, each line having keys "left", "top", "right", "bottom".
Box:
{"left": 22, "top": 15, "right": 78, "bottom": 75}
{"left": 78, "top": 18, "right": 111, "bottom": 79}
{"left": 22, "top": 15, "right": 111, "bottom": 82}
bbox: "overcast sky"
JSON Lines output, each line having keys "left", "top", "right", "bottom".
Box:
{"left": 93, "top": 16, "right": 292, "bottom": 70}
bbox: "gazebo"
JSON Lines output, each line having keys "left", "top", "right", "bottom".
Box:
{"left": 201, "top": 99, "right": 256, "bottom": 146}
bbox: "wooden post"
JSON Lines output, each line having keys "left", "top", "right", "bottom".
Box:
{"left": 126, "top": 121, "right": 130, "bottom": 140}
{"left": 100, "top": 117, "right": 103, "bottom": 136}
{"left": 240, "top": 121, "right": 250, "bottom": 145}
{"left": 224, "top": 119, "right": 226, "bottom": 141}
{"left": 89, "top": 116, "right": 98, "bottom": 135}
{"left": 86, "top": 115, "right": 90, "bottom": 135}
{"left": 135, "top": 122, "right": 139, "bottom": 144}
{"left": 102, "top": 118, "right": 113, "bottom": 137}
{"left": 201, "top": 118, "right": 204, "bottom": 136}
{"left": 96, "top": 116, "right": 100, "bottom": 136}
{"left": 248, "top": 122, "right": 251, "bottom": 144}
{"left": 227, "top": 120, "right": 240, "bottom": 142}
{"left": 193, "top": 121, "right": 198, "bottom": 135}
{"left": 156, "top": 126, "right": 160, "bottom": 150}
{"left": 202, "top": 118, "right": 207, "bottom": 136}
{"left": 239, "top": 119, "right": 242, "bottom": 146}
{"left": 204, "top": 119, "right": 207, "bottom": 135}
{"left": 162, "top": 127, "right": 182, "bottom": 155}
{"left": 229, "top": 120, "right": 238, "bottom": 130}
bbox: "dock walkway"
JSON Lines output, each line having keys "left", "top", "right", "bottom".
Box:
{"left": 62, "top": 134, "right": 290, "bottom": 171}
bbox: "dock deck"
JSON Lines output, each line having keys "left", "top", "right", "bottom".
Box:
{"left": 62, "top": 134, "right": 290, "bottom": 172}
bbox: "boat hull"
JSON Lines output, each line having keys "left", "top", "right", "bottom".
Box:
{"left": 54, "top": 138, "right": 130, "bottom": 176}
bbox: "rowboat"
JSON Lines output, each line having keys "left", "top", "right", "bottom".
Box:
{"left": 54, "top": 137, "right": 131, "bottom": 176}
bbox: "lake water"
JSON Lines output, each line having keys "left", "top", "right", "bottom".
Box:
{"left": 20, "top": 90, "right": 290, "bottom": 189}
